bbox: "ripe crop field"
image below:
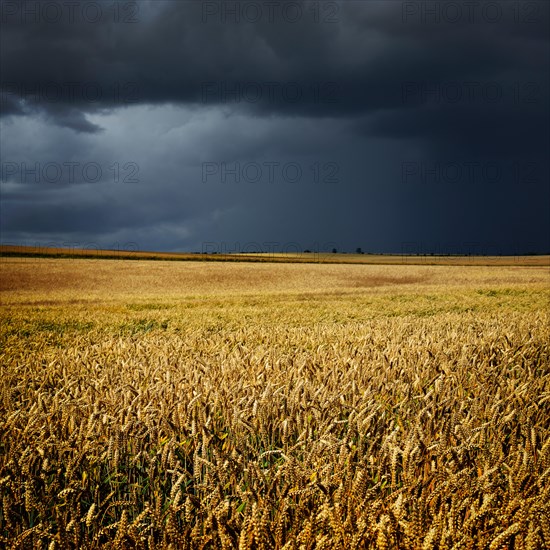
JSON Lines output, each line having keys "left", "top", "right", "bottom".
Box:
{"left": 1, "top": 258, "right": 549, "bottom": 549}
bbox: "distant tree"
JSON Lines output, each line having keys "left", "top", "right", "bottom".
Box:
{"left": 332, "top": 248, "right": 337, "bottom": 253}
{"left": 304, "top": 249, "right": 311, "bottom": 253}
{"left": 356, "top": 247, "right": 363, "bottom": 254}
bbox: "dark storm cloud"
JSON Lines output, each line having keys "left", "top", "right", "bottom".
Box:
{"left": 2, "top": 1, "right": 547, "bottom": 118}
{"left": 1, "top": 0, "right": 548, "bottom": 253}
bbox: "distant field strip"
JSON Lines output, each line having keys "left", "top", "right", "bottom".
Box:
{"left": 1, "top": 245, "right": 549, "bottom": 266}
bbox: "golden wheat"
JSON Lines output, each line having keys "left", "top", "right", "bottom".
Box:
{"left": 0, "top": 258, "right": 549, "bottom": 548}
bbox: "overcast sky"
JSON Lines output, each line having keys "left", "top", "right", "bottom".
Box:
{"left": 1, "top": 0, "right": 548, "bottom": 254}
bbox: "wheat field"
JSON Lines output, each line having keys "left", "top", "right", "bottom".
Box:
{"left": 1, "top": 258, "right": 549, "bottom": 549}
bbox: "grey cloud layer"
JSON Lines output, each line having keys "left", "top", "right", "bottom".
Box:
{"left": 1, "top": 1, "right": 548, "bottom": 253}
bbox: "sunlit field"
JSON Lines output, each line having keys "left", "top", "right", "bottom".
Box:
{"left": 1, "top": 258, "right": 549, "bottom": 548}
